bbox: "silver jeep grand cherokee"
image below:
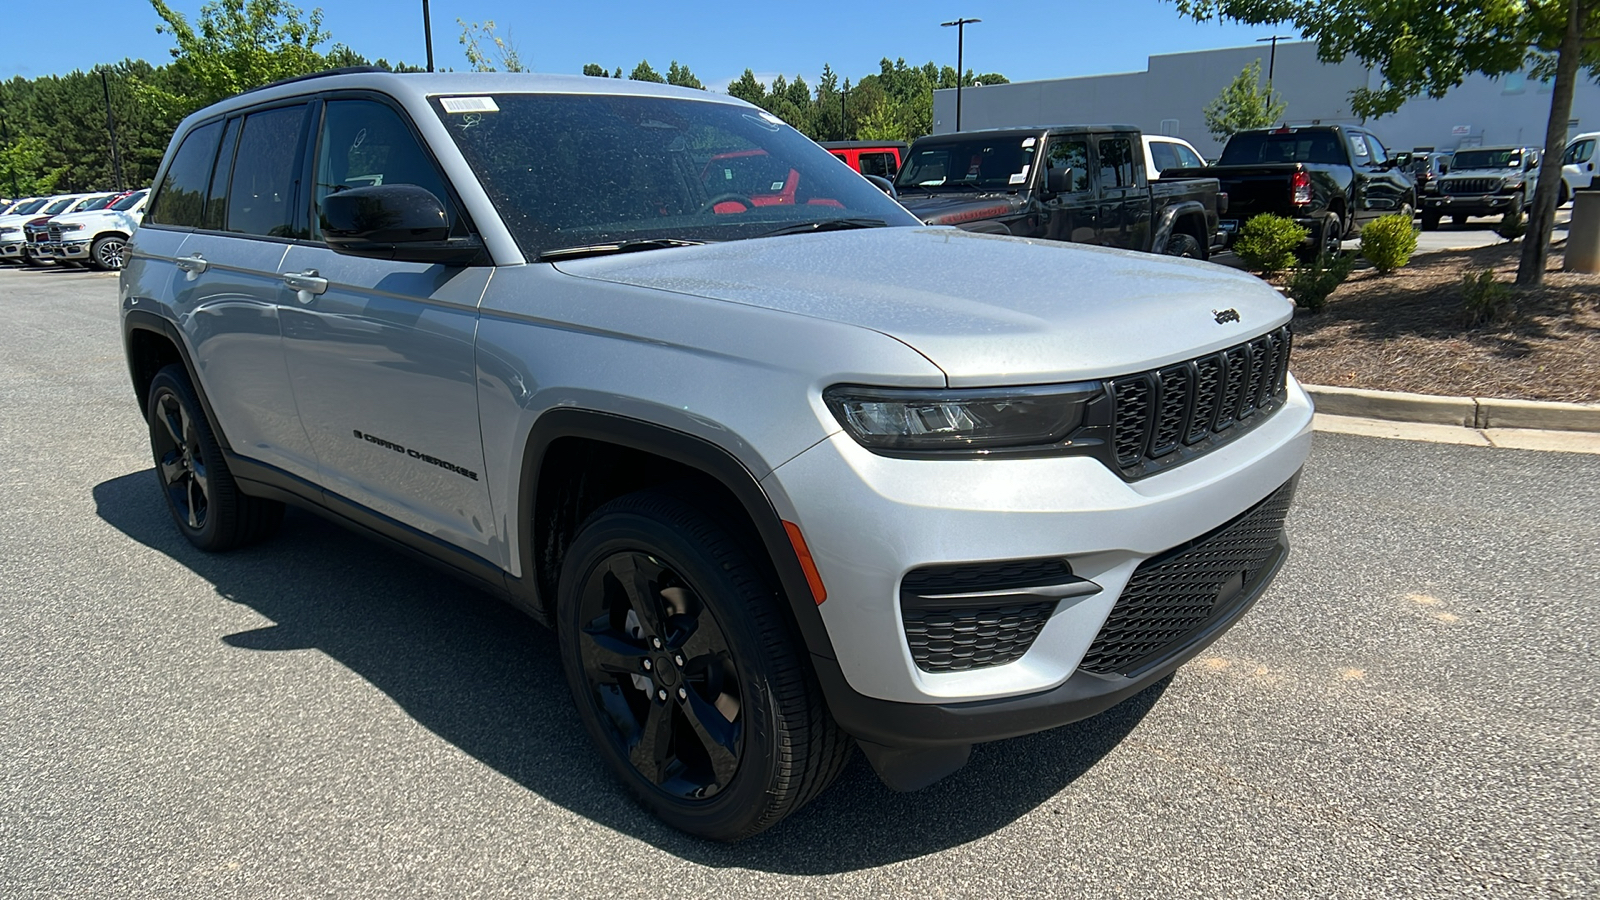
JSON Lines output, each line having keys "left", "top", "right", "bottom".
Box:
{"left": 121, "top": 70, "right": 1313, "bottom": 840}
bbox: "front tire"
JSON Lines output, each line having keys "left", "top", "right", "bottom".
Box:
{"left": 146, "top": 365, "right": 284, "bottom": 551}
{"left": 90, "top": 235, "right": 127, "bottom": 271}
{"left": 557, "top": 490, "right": 850, "bottom": 841}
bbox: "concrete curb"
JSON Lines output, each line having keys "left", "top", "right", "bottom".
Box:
{"left": 1303, "top": 384, "right": 1600, "bottom": 434}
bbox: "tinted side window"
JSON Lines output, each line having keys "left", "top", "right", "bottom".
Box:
{"left": 313, "top": 99, "right": 456, "bottom": 240}
{"left": 145, "top": 120, "right": 223, "bottom": 228}
{"left": 1099, "top": 137, "right": 1135, "bottom": 187}
{"left": 859, "top": 152, "right": 892, "bottom": 178}
{"left": 1046, "top": 140, "right": 1089, "bottom": 192}
{"left": 203, "top": 118, "right": 241, "bottom": 230}
{"left": 1174, "top": 144, "right": 1204, "bottom": 168}
{"left": 227, "top": 105, "right": 307, "bottom": 238}
{"left": 1149, "top": 141, "right": 1179, "bottom": 174}
{"left": 1564, "top": 139, "right": 1595, "bottom": 164}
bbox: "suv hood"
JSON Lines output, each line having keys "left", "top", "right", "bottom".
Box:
{"left": 552, "top": 227, "right": 1293, "bottom": 385}
{"left": 893, "top": 193, "right": 1026, "bottom": 226}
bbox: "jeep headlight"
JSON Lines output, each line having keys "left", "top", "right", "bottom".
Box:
{"left": 824, "top": 382, "right": 1100, "bottom": 453}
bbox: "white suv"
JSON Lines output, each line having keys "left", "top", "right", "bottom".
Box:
{"left": 122, "top": 70, "right": 1312, "bottom": 840}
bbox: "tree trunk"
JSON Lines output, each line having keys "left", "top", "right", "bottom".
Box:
{"left": 1519, "top": 0, "right": 1589, "bottom": 285}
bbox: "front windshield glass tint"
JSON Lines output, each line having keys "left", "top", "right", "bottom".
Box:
{"left": 111, "top": 190, "right": 148, "bottom": 211}
{"left": 434, "top": 93, "right": 918, "bottom": 258}
{"left": 12, "top": 199, "right": 47, "bottom": 215}
{"left": 1219, "top": 132, "right": 1344, "bottom": 165}
{"left": 1452, "top": 149, "right": 1521, "bottom": 170}
{"left": 79, "top": 195, "right": 117, "bottom": 211}
{"left": 45, "top": 198, "right": 76, "bottom": 214}
{"left": 894, "top": 137, "right": 1035, "bottom": 190}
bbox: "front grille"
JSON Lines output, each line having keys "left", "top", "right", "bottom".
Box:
{"left": 1107, "top": 326, "right": 1292, "bottom": 475}
{"left": 1443, "top": 178, "right": 1501, "bottom": 195}
{"left": 47, "top": 225, "right": 63, "bottom": 241}
{"left": 1077, "top": 479, "right": 1296, "bottom": 676}
{"left": 901, "top": 558, "right": 1070, "bottom": 672}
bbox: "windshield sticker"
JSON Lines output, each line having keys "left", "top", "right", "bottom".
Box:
{"left": 1009, "top": 165, "right": 1030, "bottom": 184}
{"left": 1350, "top": 134, "right": 1369, "bottom": 157}
{"left": 440, "top": 96, "right": 499, "bottom": 114}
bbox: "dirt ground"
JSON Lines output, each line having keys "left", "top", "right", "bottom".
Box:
{"left": 1288, "top": 241, "right": 1600, "bottom": 403}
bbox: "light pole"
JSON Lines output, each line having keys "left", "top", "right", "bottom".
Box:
{"left": 941, "top": 17, "right": 980, "bottom": 132}
{"left": 99, "top": 68, "right": 125, "bottom": 191}
{"left": 422, "top": 0, "right": 435, "bottom": 72}
{"left": 1255, "top": 34, "right": 1293, "bottom": 99}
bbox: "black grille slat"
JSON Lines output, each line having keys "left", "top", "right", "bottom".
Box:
{"left": 1187, "top": 355, "right": 1222, "bottom": 444}
{"left": 901, "top": 559, "right": 1071, "bottom": 595}
{"left": 1149, "top": 366, "right": 1192, "bottom": 457}
{"left": 1443, "top": 178, "right": 1500, "bottom": 195}
{"left": 1111, "top": 376, "right": 1154, "bottom": 468}
{"left": 1078, "top": 480, "right": 1296, "bottom": 675}
{"left": 904, "top": 603, "right": 1056, "bottom": 672}
{"left": 1215, "top": 346, "right": 1248, "bottom": 430}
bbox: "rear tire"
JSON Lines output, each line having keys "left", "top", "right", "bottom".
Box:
{"left": 557, "top": 490, "right": 850, "bottom": 841}
{"left": 1164, "top": 232, "right": 1203, "bottom": 259}
{"left": 1319, "top": 212, "right": 1343, "bottom": 260}
{"left": 146, "top": 364, "right": 284, "bottom": 551}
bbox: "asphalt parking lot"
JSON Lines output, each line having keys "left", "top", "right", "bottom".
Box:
{"left": 1, "top": 265, "right": 1596, "bottom": 898}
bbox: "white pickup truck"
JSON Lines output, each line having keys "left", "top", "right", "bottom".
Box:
{"left": 45, "top": 189, "right": 148, "bottom": 270}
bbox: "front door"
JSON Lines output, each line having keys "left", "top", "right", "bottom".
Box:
{"left": 1095, "top": 134, "right": 1151, "bottom": 250}
{"left": 276, "top": 96, "right": 498, "bottom": 564}
{"left": 1041, "top": 136, "right": 1095, "bottom": 243}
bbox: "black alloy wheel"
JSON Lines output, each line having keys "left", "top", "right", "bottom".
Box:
{"left": 1164, "top": 232, "right": 1203, "bottom": 259}
{"left": 557, "top": 490, "right": 850, "bottom": 841}
{"left": 145, "top": 365, "right": 283, "bottom": 551}
{"left": 1320, "top": 212, "right": 1343, "bottom": 260}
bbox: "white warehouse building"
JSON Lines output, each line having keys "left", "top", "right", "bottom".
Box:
{"left": 932, "top": 41, "right": 1600, "bottom": 158}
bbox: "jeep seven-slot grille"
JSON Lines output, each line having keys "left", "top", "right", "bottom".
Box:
{"left": 1443, "top": 178, "right": 1501, "bottom": 195}
{"left": 1077, "top": 479, "right": 1296, "bottom": 676}
{"left": 1108, "top": 326, "right": 1292, "bottom": 474}
{"left": 901, "top": 559, "right": 1069, "bottom": 672}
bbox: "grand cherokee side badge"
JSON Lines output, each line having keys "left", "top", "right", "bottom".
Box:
{"left": 1213, "top": 308, "right": 1241, "bottom": 324}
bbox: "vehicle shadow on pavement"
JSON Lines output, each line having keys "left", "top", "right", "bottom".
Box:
{"left": 95, "top": 468, "right": 1165, "bottom": 873}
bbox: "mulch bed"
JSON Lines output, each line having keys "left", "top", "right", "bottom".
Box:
{"left": 1287, "top": 241, "right": 1600, "bottom": 403}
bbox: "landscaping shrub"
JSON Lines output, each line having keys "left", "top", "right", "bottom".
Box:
{"left": 1461, "top": 268, "right": 1516, "bottom": 326}
{"left": 1233, "top": 214, "right": 1309, "bottom": 276}
{"left": 1494, "top": 205, "right": 1527, "bottom": 242}
{"left": 1359, "top": 213, "right": 1419, "bottom": 274}
{"left": 1286, "top": 253, "right": 1356, "bottom": 313}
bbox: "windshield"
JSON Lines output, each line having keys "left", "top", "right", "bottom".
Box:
{"left": 434, "top": 93, "right": 918, "bottom": 258}
{"left": 1219, "top": 131, "right": 1344, "bottom": 165}
{"left": 77, "top": 194, "right": 117, "bottom": 212}
{"left": 1451, "top": 149, "right": 1521, "bottom": 170}
{"left": 111, "top": 190, "right": 148, "bottom": 211}
{"left": 44, "top": 198, "right": 78, "bottom": 214}
{"left": 7, "top": 199, "right": 47, "bottom": 216}
{"left": 893, "top": 136, "right": 1036, "bottom": 191}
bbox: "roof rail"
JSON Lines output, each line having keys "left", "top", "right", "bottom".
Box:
{"left": 239, "top": 65, "right": 389, "bottom": 96}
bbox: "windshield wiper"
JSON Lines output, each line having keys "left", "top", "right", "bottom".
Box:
{"left": 753, "top": 218, "right": 888, "bottom": 239}
{"left": 537, "top": 238, "right": 705, "bottom": 262}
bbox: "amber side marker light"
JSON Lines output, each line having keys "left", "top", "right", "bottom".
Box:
{"left": 782, "top": 521, "right": 828, "bottom": 605}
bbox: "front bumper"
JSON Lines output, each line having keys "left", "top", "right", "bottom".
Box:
{"left": 765, "top": 377, "right": 1314, "bottom": 743}
{"left": 1423, "top": 193, "right": 1518, "bottom": 216}
{"left": 0, "top": 240, "right": 22, "bottom": 259}
{"left": 51, "top": 239, "right": 90, "bottom": 260}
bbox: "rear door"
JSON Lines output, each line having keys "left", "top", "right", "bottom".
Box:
{"left": 171, "top": 103, "right": 322, "bottom": 484}
{"left": 1095, "top": 133, "right": 1151, "bottom": 250}
{"left": 276, "top": 95, "right": 497, "bottom": 563}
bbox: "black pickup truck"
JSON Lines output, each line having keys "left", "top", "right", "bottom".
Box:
{"left": 1165, "top": 125, "right": 1416, "bottom": 257}
{"left": 892, "top": 125, "right": 1226, "bottom": 259}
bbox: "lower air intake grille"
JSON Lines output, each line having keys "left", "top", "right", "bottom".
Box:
{"left": 1077, "top": 479, "right": 1296, "bottom": 676}
{"left": 901, "top": 558, "right": 1070, "bottom": 672}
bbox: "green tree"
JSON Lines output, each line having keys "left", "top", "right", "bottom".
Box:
{"left": 144, "top": 0, "right": 341, "bottom": 112}
{"left": 0, "top": 135, "right": 65, "bottom": 195}
{"left": 630, "top": 60, "right": 665, "bottom": 83}
{"left": 1170, "top": 0, "right": 1600, "bottom": 285}
{"left": 665, "top": 61, "right": 704, "bottom": 89}
{"left": 726, "top": 69, "right": 767, "bottom": 106}
{"left": 1203, "top": 60, "right": 1287, "bottom": 139}
{"left": 581, "top": 63, "right": 608, "bottom": 77}
{"left": 458, "top": 18, "right": 526, "bottom": 72}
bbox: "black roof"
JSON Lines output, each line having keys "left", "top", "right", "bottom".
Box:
{"left": 912, "top": 124, "right": 1140, "bottom": 143}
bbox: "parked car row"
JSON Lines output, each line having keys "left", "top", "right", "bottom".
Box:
{"left": 0, "top": 187, "right": 149, "bottom": 270}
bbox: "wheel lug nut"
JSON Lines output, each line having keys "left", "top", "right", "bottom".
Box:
{"left": 677, "top": 687, "right": 687, "bottom": 700}
{"left": 674, "top": 655, "right": 684, "bottom": 667}
{"left": 656, "top": 689, "right": 668, "bottom": 701}
{"left": 642, "top": 659, "right": 652, "bottom": 670}
{"left": 651, "top": 637, "right": 663, "bottom": 649}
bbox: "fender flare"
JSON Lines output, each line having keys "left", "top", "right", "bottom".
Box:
{"left": 1151, "top": 200, "right": 1209, "bottom": 257}
{"left": 122, "top": 309, "right": 235, "bottom": 455}
{"left": 510, "top": 407, "right": 840, "bottom": 662}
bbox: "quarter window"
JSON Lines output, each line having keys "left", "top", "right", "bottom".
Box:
{"left": 1173, "top": 144, "right": 1204, "bottom": 168}
{"left": 226, "top": 105, "right": 307, "bottom": 238}
{"left": 1148, "top": 141, "right": 1179, "bottom": 174}
{"left": 858, "top": 152, "right": 893, "bottom": 178}
{"left": 145, "top": 120, "right": 223, "bottom": 228}
{"left": 313, "top": 99, "right": 457, "bottom": 240}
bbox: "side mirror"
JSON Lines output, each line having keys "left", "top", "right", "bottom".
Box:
{"left": 1046, "top": 165, "right": 1074, "bottom": 195}
{"left": 322, "top": 184, "right": 482, "bottom": 264}
{"left": 862, "top": 173, "right": 898, "bottom": 199}
{"left": 1527, "top": 154, "right": 1539, "bottom": 170}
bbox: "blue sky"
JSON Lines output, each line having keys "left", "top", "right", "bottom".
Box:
{"left": 3, "top": 1, "right": 1293, "bottom": 91}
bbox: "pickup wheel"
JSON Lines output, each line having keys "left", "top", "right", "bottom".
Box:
{"left": 557, "top": 490, "right": 850, "bottom": 841}
{"left": 1319, "top": 212, "right": 1344, "bottom": 260}
{"left": 1164, "top": 232, "right": 1203, "bottom": 259}
{"left": 146, "top": 365, "right": 284, "bottom": 551}
{"left": 1559, "top": 183, "right": 1571, "bottom": 208}
{"left": 90, "top": 235, "right": 127, "bottom": 271}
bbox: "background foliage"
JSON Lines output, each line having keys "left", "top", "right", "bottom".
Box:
{"left": 0, "top": 0, "right": 1006, "bottom": 196}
